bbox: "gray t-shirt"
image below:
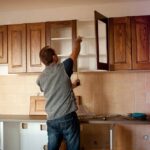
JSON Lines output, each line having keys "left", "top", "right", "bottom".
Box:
{"left": 36, "top": 60, "right": 77, "bottom": 120}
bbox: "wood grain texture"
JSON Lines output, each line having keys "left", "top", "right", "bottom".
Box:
{"left": 109, "top": 17, "right": 131, "bottom": 70}
{"left": 27, "top": 23, "right": 45, "bottom": 72}
{"left": 0, "top": 25, "right": 7, "bottom": 64}
{"left": 30, "top": 96, "right": 46, "bottom": 115}
{"left": 8, "top": 24, "right": 26, "bottom": 73}
{"left": 131, "top": 16, "right": 150, "bottom": 69}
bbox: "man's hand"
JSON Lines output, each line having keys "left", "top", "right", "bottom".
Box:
{"left": 72, "top": 79, "right": 81, "bottom": 89}
{"left": 76, "top": 36, "right": 82, "bottom": 43}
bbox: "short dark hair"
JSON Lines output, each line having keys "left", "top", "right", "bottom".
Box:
{"left": 39, "top": 46, "right": 55, "bottom": 66}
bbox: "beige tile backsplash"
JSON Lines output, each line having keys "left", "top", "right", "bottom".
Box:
{"left": 1, "top": 72, "right": 150, "bottom": 149}
{"left": 0, "top": 72, "right": 150, "bottom": 115}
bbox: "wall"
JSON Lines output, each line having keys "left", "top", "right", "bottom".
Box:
{"left": 0, "top": 1, "right": 150, "bottom": 25}
{"left": 1, "top": 71, "right": 150, "bottom": 115}
{"left": 0, "top": 72, "right": 150, "bottom": 149}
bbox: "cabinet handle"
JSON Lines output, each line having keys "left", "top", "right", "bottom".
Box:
{"left": 21, "top": 123, "right": 28, "bottom": 129}
{"left": 43, "top": 145, "right": 48, "bottom": 150}
{"left": 40, "top": 124, "right": 47, "bottom": 131}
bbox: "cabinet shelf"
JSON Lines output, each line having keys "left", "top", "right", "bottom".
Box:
{"left": 79, "top": 54, "right": 96, "bottom": 57}
{"left": 82, "top": 36, "right": 95, "bottom": 39}
{"left": 57, "top": 54, "right": 69, "bottom": 57}
{"left": 57, "top": 54, "right": 98, "bottom": 57}
{"left": 51, "top": 37, "right": 72, "bottom": 41}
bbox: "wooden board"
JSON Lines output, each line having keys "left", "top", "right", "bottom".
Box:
{"left": 30, "top": 96, "right": 46, "bottom": 115}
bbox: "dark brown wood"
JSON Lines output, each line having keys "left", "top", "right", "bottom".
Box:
{"left": 60, "top": 141, "right": 67, "bottom": 150}
{"left": 8, "top": 24, "right": 26, "bottom": 73}
{"left": 0, "top": 25, "right": 8, "bottom": 64}
{"left": 46, "top": 20, "right": 77, "bottom": 71}
{"left": 131, "top": 16, "right": 150, "bottom": 70}
{"left": 27, "top": 23, "right": 45, "bottom": 72}
{"left": 71, "top": 20, "right": 77, "bottom": 72}
{"left": 95, "top": 10, "right": 109, "bottom": 70}
{"left": 109, "top": 17, "right": 131, "bottom": 70}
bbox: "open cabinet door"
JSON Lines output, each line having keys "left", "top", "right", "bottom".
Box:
{"left": 95, "top": 11, "right": 109, "bottom": 70}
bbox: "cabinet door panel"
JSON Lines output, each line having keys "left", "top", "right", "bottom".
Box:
{"left": 27, "top": 23, "right": 45, "bottom": 72}
{"left": 0, "top": 26, "right": 7, "bottom": 64}
{"left": 3, "top": 122, "right": 20, "bottom": 150}
{"left": 132, "top": 16, "right": 150, "bottom": 69}
{"left": 20, "top": 123, "right": 48, "bottom": 150}
{"left": 109, "top": 17, "right": 131, "bottom": 70}
{"left": 95, "top": 11, "right": 109, "bottom": 70}
{"left": 8, "top": 24, "right": 26, "bottom": 73}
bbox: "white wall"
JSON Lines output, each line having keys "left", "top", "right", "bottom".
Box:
{"left": 0, "top": 1, "right": 150, "bottom": 25}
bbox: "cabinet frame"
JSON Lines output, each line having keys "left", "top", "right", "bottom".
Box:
{"left": 95, "top": 11, "right": 109, "bottom": 70}
{"left": 46, "top": 20, "right": 77, "bottom": 71}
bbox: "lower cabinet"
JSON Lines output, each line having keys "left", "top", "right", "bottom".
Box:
{"left": 20, "top": 122, "right": 48, "bottom": 150}
{"left": 80, "top": 124, "right": 110, "bottom": 150}
{"left": 3, "top": 122, "right": 48, "bottom": 150}
{"left": 0, "top": 121, "right": 111, "bottom": 150}
{"left": 3, "top": 121, "right": 66, "bottom": 150}
{"left": 3, "top": 122, "right": 20, "bottom": 150}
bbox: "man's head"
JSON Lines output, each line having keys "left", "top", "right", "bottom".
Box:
{"left": 39, "top": 46, "right": 58, "bottom": 66}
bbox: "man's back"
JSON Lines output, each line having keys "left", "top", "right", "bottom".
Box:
{"left": 37, "top": 62, "right": 77, "bottom": 120}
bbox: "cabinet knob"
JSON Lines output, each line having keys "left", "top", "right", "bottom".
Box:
{"left": 43, "top": 145, "right": 48, "bottom": 150}
{"left": 21, "top": 123, "right": 28, "bottom": 129}
{"left": 40, "top": 124, "right": 47, "bottom": 131}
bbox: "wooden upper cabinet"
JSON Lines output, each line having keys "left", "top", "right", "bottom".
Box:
{"left": 0, "top": 25, "right": 7, "bottom": 64}
{"left": 8, "top": 24, "right": 26, "bottom": 73}
{"left": 131, "top": 16, "right": 150, "bottom": 70}
{"left": 46, "top": 20, "right": 77, "bottom": 71}
{"left": 109, "top": 17, "right": 132, "bottom": 70}
{"left": 8, "top": 23, "right": 45, "bottom": 73}
{"left": 27, "top": 23, "right": 45, "bottom": 72}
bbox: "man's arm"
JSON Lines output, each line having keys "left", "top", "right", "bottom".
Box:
{"left": 70, "top": 36, "right": 82, "bottom": 63}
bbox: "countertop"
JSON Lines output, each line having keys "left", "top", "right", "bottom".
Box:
{"left": 0, "top": 114, "right": 150, "bottom": 125}
{"left": 0, "top": 115, "right": 47, "bottom": 122}
{"left": 79, "top": 115, "right": 150, "bottom": 125}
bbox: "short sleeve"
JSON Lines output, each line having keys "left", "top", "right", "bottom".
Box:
{"left": 36, "top": 78, "right": 43, "bottom": 92}
{"left": 63, "top": 58, "right": 73, "bottom": 77}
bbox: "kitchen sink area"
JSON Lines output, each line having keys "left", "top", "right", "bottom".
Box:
{"left": 79, "top": 114, "right": 150, "bottom": 124}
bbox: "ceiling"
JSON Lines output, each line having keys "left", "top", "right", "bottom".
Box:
{"left": 0, "top": 0, "right": 149, "bottom": 11}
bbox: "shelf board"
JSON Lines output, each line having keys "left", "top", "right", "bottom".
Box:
{"left": 51, "top": 37, "right": 72, "bottom": 41}
{"left": 81, "top": 36, "right": 95, "bottom": 39}
{"left": 98, "top": 36, "right": 106, "bottom": 39}
{"left": 99, "top": 54, "right": 107, "bottom": 57}
{"left": 58, "top": 54, "right": 69, "bottom": 57}
{"left": 57, "top": 54, "right": 106, "bottom": 58}
{"left": 79, "top": 54, "right": 96, "bottom": 57}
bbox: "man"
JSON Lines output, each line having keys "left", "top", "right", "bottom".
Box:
{"left": 36, "top": 36, "right": 82, "bottom": 150}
